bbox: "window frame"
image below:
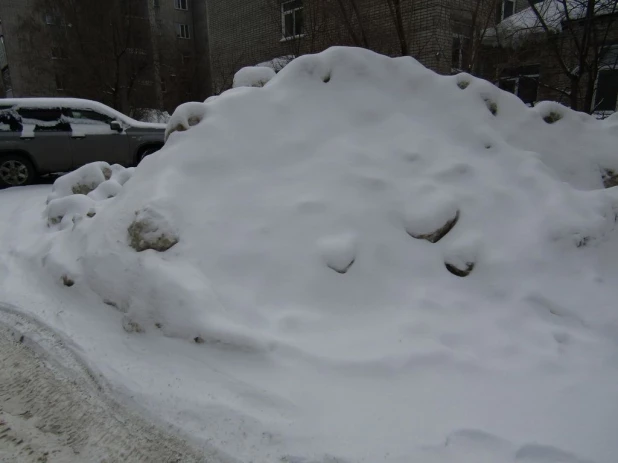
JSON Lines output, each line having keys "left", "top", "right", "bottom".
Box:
{"left": 174, "top": 0, "right": 188, "bottom": 11}
{"left": 451, "top": 34, "right": 470, "bottom": 73}
{"left": 499, "top": 67, "right": 540, "bottom": 106}
{"left": 500, "top": 0, "right": 515, "bottom": 21}
{"left": 176, "top": 23, "right": 190, "bottom": 39}
{"left": 592, "top": 44, "right": 618, "bottom": 114}
{"left": 51, "top": 46, "right": 66, "bottom": 60}
{"left": 55, "top": 74, "right": 65, "bottom": 91}
{"left": 281, "top": 0, "right": 304, "bottom": 40}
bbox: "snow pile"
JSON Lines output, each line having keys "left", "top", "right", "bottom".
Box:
{"left": 233, "top": 66, "right": 276, "bottom": 88}
{"left": 26, "top": 48, "right": 618, "bottom": 462}
{"left": 46, "top": 162, "right": 134, "bottom": 229}
{"left": 256, "top": 55, "right": 295, "bottom": 72}
{"left": 490, "top": 0, "right": 617, "bottom": 46}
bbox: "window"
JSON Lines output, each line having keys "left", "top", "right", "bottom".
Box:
{"left": 594, "top": 45, "right": 618, "bottom": 112}
{"left": 67, "top": 109, "right": 113, "bottom": 124}
{"left": 153, "top": 0, "right": 159, "bottom": 7}
{"left": 0, "top": 109, "right": 22, "bottom": 132}
{"left": 1, "top": 67, "right": 12, "bottom": 93}
{"left": 182, "top": 53, "right": 191, "bottom": 65}
{"left": 55, "top": 74, "right": 65, "bottom": 91}
{"left": 174, "top": 0, "right": 188, "bottom": 10}
{"left": 281, "top": 0, "right": 303, "bottom": 39}
{"left": 18, "top": 107, "right": 70, "bottom": 132}
{"left": 496, "top": 0, "right": 515, "bottom": 22}
{"left": 51, "top": 47, "right": 66, "bottom": 59}
{"left": 18, "top": 108, "right": 62, "bottom": 122}
{"left": 161, "top": 79, "right": 167, "bottom": 93}
{"left": 594, "top": 70, "right": 618, "bottom": 111}
{"left": 499, "top": 65, "right": 540, "bottom": 106}
{"left": 0, "top": 37, "right": 8, "bottom": 69}
{"left": 451, "top": 35, "right": 470, "bottom": 72}
{"left": 44, "top": 13, "right": 55, "bottom": 25}
{"left": 176, "top": 23, "right": 190, "bottom": 39}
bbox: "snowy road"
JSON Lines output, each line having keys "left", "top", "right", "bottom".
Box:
{"left": 0, "top": 303, "right": 206, "bottom": 463}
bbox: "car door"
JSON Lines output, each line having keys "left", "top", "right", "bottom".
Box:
{"left": 65, "top": 108, "right": 129, "bottom": 168}
{"left": 17, "top": 107, "right": 73, "bottom": 173}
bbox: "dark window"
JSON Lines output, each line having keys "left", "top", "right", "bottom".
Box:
{"left": 44, "top": 13, "right": 55, "bottom": 25}
{"left": 282, "top": 0, "right": 303, "bottom": 38}
{"left": 595, "top": 69, "right": 618, "bottom": 111}
{"left": 499, "top": 79, "right": 516, "bottom": 94}
{"left": 499, "top": 72, "right": 538, "bottom": 106}
{"left": 176, "top": 23, "right": 190, "bottom": 39}
{"left": 517, "top": 76, "right": 538, "bottom": 105}
{"left": 18, "top": 108, "right": 63, "bottom": 122}
{"left": 0, "top": 109, "right": 22, "bottom": 132}
{"left": 174, "top": 0, "right": 188, "bottom": 10}
{"left": 451, "top": 36, "right": 470, "bottom": 71}
{"left": 161, "top": 79, "right": 167, "bottom": 93}
{"left": 1, "top": 67, "right": 12, "bottom": 92}
{"left": 503, "top": 0, "right": 514, "bottom": 19}
{"left": 55, "top": 74, "right": 65, "bottom": 90}
{"left": 51, "top": 47, "right": 66, "bottom": 59}
{"left": 67, "top": 109, "right": 113, "bottom": 124}
{"left": 18, "top": 108, "right": 70, "bottom": 132}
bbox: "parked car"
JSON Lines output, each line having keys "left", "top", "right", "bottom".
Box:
{"left": 0, "top": 98, "right": 166, "bottom": 187}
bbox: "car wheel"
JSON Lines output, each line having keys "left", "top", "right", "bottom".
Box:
{"left": 0, "top": 155, "right": 35, "bottom": 188}
{"left": 138, "top": 147, "right": 160, "bottom": 164}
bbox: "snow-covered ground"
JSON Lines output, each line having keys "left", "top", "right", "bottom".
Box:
{"left": 2, "top": 47, "right": 618, "bottom": 463}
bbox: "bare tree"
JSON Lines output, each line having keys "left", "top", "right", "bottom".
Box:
{"left": 17, "top": 0, "right": 157, "bottom": 113}
{"left": 493, "top": 0, "right": 618, "bottom": 112}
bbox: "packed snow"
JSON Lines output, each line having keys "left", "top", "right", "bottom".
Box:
{"left": 256, "top": 55, "right": 295, "bottom": 72}
{"left": 233, "top": 66, "right": 277, "bottom": 88}
{"left": 1, "top": 47, "right": 618, "bottom": 463}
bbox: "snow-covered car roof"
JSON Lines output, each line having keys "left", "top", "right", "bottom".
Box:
{"left": 0, "top": 98, "right": 165, "bottom": 129}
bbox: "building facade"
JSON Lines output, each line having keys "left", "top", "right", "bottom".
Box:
{"left": 483, "top": 0, "right": 618, "bottom": 115}
{"left": 0, "top": 0, "right": 211, "bottom": 114}
{"left": 205, "top": 0, "right": 502, "bottom": 93}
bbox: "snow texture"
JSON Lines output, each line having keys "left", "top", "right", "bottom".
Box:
{"left": 46, "top": 162, "right": 134, "bottom": 229}
{"left": 233, "top": 66, "right": 277, "bottom": 88}
{"left": 256, "top": 55, "right": 295, "bottom": 72}
{"left": 2, "top": 47, "right": 618, "bottom": 463}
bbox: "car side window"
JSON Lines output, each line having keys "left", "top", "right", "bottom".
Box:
{"left": 17, "top": 108, "right": 70, "bottom": 132}
{"left": 67, "top": 108, "right": 113, "bottom": 125}
{"left": 0, "top": 108, "right": 22, "bottom": 132}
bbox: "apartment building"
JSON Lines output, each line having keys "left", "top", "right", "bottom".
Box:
{"left": 0, "top": 0, "right": 211, "bottom": 114}
{"left": 204, "top": 0, "right": 500, "bottom": 93}
{"left": 484, "top": 0, "right": 618, "bottom": 114}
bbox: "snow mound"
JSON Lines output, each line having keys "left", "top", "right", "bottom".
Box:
{"left": 233, "top": 66, "right": 276, "bottom": 88}
{"left": 46, "top": 162, "right": 134, "bottom": 228}
{"left": 35, "top": 47, "right": 618, "bottom": 463}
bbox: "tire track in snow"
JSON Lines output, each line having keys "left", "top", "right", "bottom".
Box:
{"left": 0, "top": 302, "right": 232, "bottom": 463}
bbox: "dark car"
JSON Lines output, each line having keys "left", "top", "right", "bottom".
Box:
{"left": 0, "top": 98, "right": 166, "bottom": 187}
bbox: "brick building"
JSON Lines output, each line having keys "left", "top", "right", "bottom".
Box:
{"left": 0, "top": 0, "right": 211, "bottom": 114}
{"left": 205, "top": 0, "right": 500, "bottom": 93}
{"left": 482, "top": 0, "right": 618, "bottom": 114}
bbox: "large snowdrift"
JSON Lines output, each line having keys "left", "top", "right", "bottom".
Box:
{"left": 15, "top": 47, "right": 618, "bottom": 462}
